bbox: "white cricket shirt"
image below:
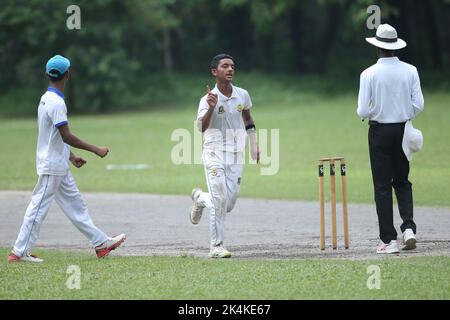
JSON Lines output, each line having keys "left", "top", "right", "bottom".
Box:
{"left": 36, "top": 87, "right": 70, "bottom": 176}
{"left": 197, "top": 84, "right": 252, "bottom": 153}
{"left": 357, "top": 57, "right": 424, "bottom": 123}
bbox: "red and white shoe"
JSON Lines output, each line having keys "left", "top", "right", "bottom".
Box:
{"left": 95, "top": 234, "right": 126, "bottom": 258}
{"left": 8, "top": 252, "right": 43, "bottom": 263}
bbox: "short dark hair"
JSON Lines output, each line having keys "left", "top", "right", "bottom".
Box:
{"left": 46, "top": 69, "right": 68, "bottom": 83}
{"left": 210, "top": 53, "right": 234, "bottom": 69}
{"left": 378, "top": 47, "right": 396, "bottom": 56}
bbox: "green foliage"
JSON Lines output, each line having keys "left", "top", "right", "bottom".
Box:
{"left": 0, "top": 0, "right": 449, "bottom": 112}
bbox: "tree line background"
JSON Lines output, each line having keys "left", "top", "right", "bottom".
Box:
{"left": 0, "top": 0, "right": 449, "bottom": 114}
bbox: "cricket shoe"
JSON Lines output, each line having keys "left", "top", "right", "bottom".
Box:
{"left": 95, "top": 233, "right": 126, "bottom": 258}
{"left": 209, "top": 245, "right": 232, "bottom": 258}
{"left": 402, "top": 229, "right": 417, "bottom": 250}
{"left": 376, "top": 240, "right": 400, "bottom": 254}
{"left": 190, "top": 188, "right": 204, "bottom": 224}
{"left": 7, "top": 252, "right": 43, "bottom": 263}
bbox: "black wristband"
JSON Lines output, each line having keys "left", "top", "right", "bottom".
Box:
{"left": 245, "top": 124, "right": 256, "bottom": 131}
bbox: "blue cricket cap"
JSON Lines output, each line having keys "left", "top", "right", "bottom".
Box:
{"left": 46, "top": 55, "right": 71, "bottom": 78}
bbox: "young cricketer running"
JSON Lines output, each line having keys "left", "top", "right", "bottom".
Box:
{"left": 189, "top": 53, "right": 259, "bottom": 258}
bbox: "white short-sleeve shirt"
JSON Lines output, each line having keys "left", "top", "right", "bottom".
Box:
{"left": 197, "top": 84, "right": 252, "bottom": 153}
{"left": 36, "top": 87, "right": 70, "bottom": 176}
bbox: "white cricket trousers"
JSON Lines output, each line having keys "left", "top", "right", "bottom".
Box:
{"left": 13, "top": 172, "right": 108, "bottom": 257}
{"left": 197, "top": 150, "right": 243, "bottom": 248}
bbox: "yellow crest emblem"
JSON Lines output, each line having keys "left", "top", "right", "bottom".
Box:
{"left": 236, "top": 104, "right": 244, "bottom": 112}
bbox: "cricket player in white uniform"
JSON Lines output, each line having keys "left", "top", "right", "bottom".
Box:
{"left": 190, "top": 54, "right": 259, "bottom": 258}
{"left": 8, "top": 55, "right": 126, "bottom": 263}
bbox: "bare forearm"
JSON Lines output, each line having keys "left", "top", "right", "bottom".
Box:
{"left": 242, "top": 110, "right": 255, "bottom": 128}
{"left": 63, "top": 133, "right": 97, "bottom": 154}
{"left": 244, "top": 117, "right": 255, "bottom": 128}
{"left": 242, "top": 110, "right": 259, "bottom": 162}
{"left": 58, "top": 125, "right": 108, "bottom": 158}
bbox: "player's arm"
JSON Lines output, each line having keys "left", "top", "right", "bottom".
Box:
{"left": 411, "top": 67, "right": 424, "bottom": 116}
{"left": 201, "top": 85, "right": 218, "bottom": 132}
{"left": 69, "top": 151, "right": 87, "bottom": 168}
{"left": 357, "top": 72, "right": 371, "bottom": 120}
{"left": 242, "top": 109, "right": 260, "bottom": 163}
{"left": 242, "top": 109, "right": 255, "bottom": 128}
{"left": 201, "top": 107, "right": 215, "bottom": 132}
{"left": 58, "top": 124, "right": 109, "bottom": 158}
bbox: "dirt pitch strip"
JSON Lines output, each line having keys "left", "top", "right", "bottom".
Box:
{"left": 1, "top": 191, "right": 449, "bottom": 260}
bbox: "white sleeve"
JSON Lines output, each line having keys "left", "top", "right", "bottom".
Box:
{"left": 244, "top": 90, "right": 252, "bottom": 110}
{"left": 411, "top": 67, "right": 424, "bottom": 116}
{"left": 47, "top": 101, "right": 68, "bottom": 128}
{"left": 197, "top": 97, "right": 209, "bottom": 120}
{"left": 357, "top": 72, "right": 371, "bottom": 119}
{"left": 196, "top": 97, "right": 209, "bottom": 131}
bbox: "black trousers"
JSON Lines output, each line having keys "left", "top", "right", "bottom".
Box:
{"left": 368, "top": 122, "right": 416, "bottom": 244}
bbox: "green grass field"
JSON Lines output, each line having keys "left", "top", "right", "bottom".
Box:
{"left": 1, "top": 90, "right": 449, "bottom": 206}
{"left": 1, "top": 249, "right": 449, "bottom": 299}
{"left": 1, "top": 80, "right": 449, "bottom": 301}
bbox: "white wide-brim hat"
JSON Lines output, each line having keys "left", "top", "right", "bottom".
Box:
{"left": 402, "top": 120, "right": 423, "bottom": 161}
{"left": 366, "top": 24, "right": 407, "bottom": 50}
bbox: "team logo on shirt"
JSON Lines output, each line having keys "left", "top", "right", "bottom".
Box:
{"left": 210, "top": 169, "right": 218, "bottom": 177}
{"left": 236, "top": 104, "right": 244, "bottom": 112}
{"left": 218, "top": 106, "right": 225, "bottom": 114}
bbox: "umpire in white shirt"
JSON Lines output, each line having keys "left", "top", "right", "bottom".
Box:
{"left": 357, "top": 24, "right": 424, "bottom": 254}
